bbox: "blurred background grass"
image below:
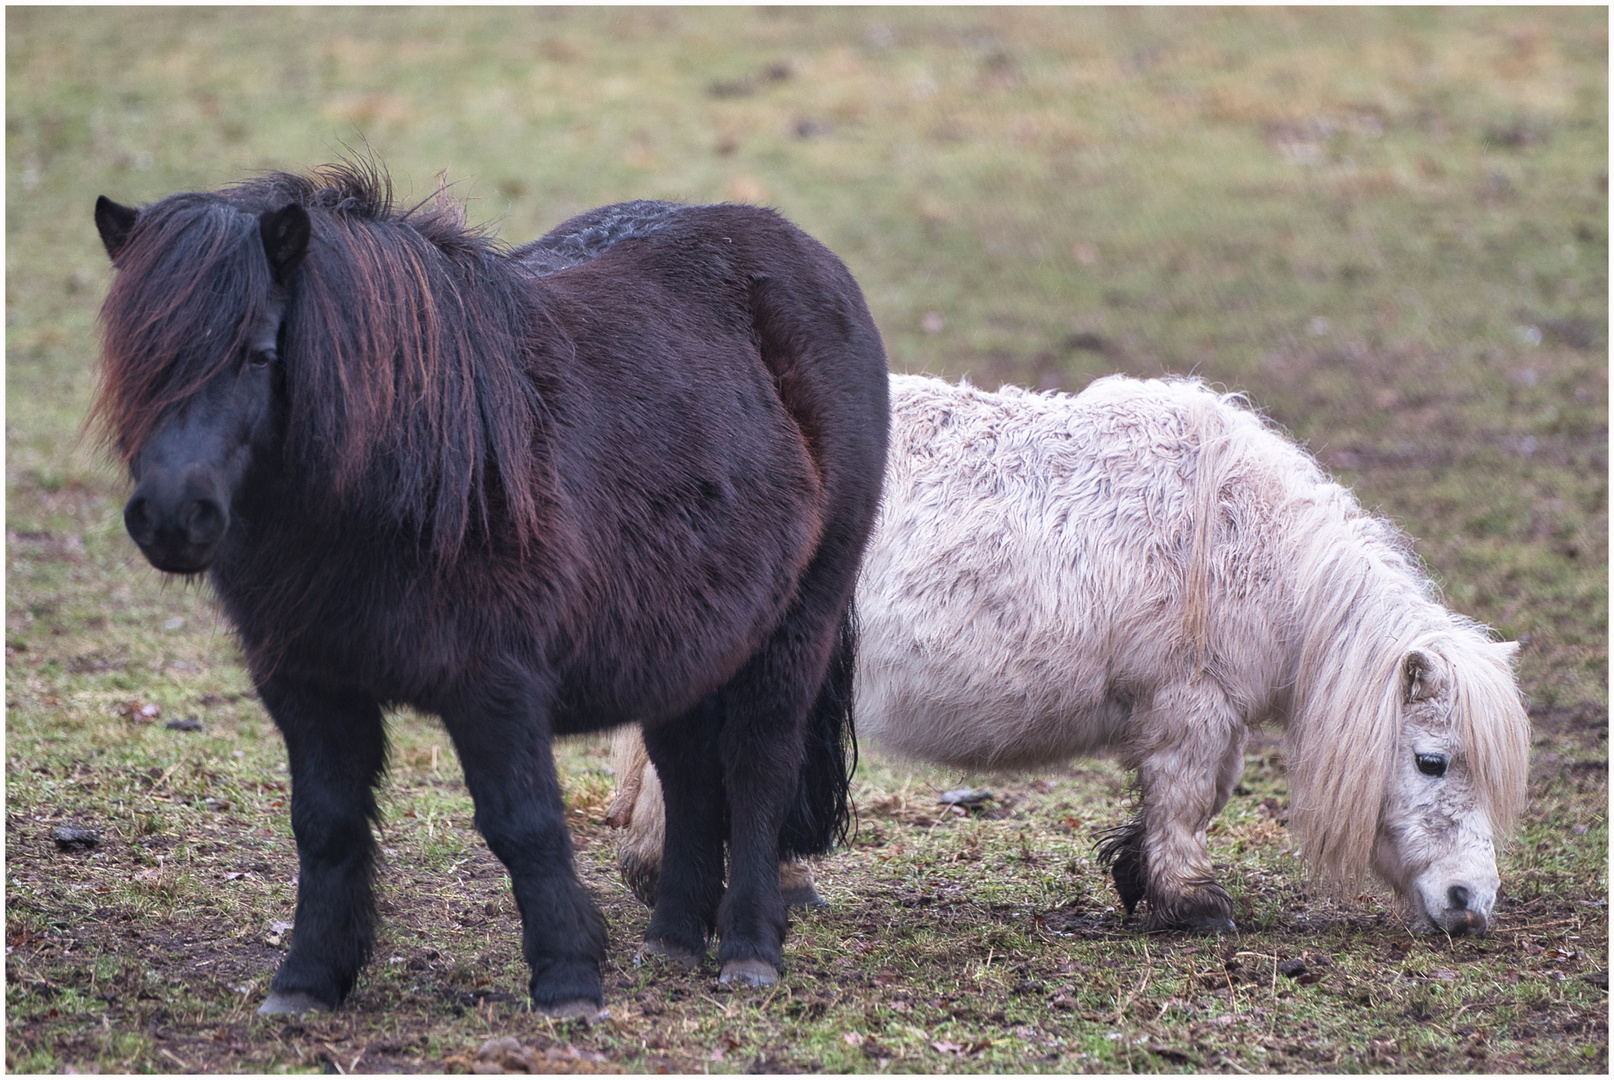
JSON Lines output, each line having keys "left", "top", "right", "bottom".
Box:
{"left": 10, "top": 3, "right": 1606, "bottom": 706}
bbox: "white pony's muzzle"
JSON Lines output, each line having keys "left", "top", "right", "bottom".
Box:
{"left": 1410, "top": 861, "right": 1499, "bottom": 934}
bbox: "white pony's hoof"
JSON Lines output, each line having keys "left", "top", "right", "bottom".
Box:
{"left": 257, "top": 990, "right": 331, "bottom": 1015}
{"left": 719, "top": 958, "right": 779, "bottom": 986}
{"left": 781, "top": 882, "right": 828, "bottom": 908}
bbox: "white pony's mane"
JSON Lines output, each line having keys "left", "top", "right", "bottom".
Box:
{"left": 1171, "top": 379, "right": 1531, "bottom": 887}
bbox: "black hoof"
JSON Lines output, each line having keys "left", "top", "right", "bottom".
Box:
{"left": 636, "top": 938, "right": 701, "bottom": 970}
{"left": 530, "top": 958, "right": 604, "bottom": 1017}
{"left": 535, "top": 998, "right": 606, "bottom": 1021}
{"left": 257, "top": 989, "right": 333, "bottom": 1015}
{"left": 1144, "top": 882, "right": 1237, "bottom": 936}
{"left": 719, "top": 957, "right": 779, "bottom": 986}
{"left": 1187, "top": 915, "right": 1237, "bottom": 935}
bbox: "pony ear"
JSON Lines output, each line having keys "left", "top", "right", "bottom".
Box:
{"left": 259, "top": 203, "right": 311, "bottom": 284}
{"left": 1403, "top": 650, "right": 1447, "bottom": 703}
{"left": 95, "top": 196, "right": 140, "bottom": 260}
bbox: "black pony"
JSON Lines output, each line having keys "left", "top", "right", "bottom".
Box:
{"left": 91, "top": 163, "right": 888, "bottom": 1018}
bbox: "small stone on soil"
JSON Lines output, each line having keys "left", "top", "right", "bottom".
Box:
{"left": 939, "top": 787, "right": 994, "bottom": 809}
{"left": 51, "top": 825, "right": 99, "bottom": 851}
{"left": 165, "top": 717, "right": 204, "bottom": 731}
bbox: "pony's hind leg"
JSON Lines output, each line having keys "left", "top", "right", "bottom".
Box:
{"left": 1127, "top": 684, "right": 1248, "bottom": 934}
{"left": 712, "top": 660, "right": 803, "bottom": 986}
{"left": 613, "top": 723, "right": 825, "bottom": 912}
{"left": 607, "top": 725, "right": 668, "bottom": 910}
{"left": 440, "top": 673, "right": 606, "bottom": 1017}
{"left": 780, "top": 860, "right": 825, "bottom": 908}
{"left": 641, "top": 699, "right": 727, "bottom": 967}
{"left": 256, "top": 678, "right": 387, "bottom": 1014}
{"left": 711, "top": 586, "right": 856, "bottom": 986}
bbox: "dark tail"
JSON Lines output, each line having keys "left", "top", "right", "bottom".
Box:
{"left": 778, "top": 603, "right": 858, "bottom": 858}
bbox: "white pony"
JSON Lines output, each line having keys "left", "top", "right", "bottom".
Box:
{"left": 610, "top": 373, "right": 1531, "bottom": 935}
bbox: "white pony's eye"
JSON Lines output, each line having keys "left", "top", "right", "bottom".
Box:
{"left": 1415, "top": 752, "right": 1448, "bottom": 778}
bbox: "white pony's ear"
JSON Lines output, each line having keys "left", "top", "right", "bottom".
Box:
{"left": 1494, "top": 640, "right": 1522, "bottom": 662}
{"left": 1403, "top": 650, "right": 1447, "bottom": 703}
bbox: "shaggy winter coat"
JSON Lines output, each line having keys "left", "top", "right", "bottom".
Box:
{"left": 613, "top": 373, "right": 1530, "bottom": 935}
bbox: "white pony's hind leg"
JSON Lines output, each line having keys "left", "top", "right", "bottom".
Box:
{"left": 607, "top": 726, "right": 667, "bottom": 908}
{"left": 1119, "top": 682, "right": 1246, "bottom": 933}
{"left": 607, "top": 725, "right": 822, "bottom": 909}
{"left": 780, "top": 859, "right": 826, "bottom": 907}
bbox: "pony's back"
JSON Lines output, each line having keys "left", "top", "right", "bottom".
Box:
{"left": 857, "top": 373, "right": 1402, "bottom": 769}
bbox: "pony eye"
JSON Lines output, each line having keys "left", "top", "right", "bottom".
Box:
{"left": 1415, "top": 752, "right": 1448, "bottom": 778}
{"left": 248, "top": 349, "right": 276, "bottom": 367}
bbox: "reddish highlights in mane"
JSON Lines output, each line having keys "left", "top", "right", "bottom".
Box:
{"left": 91, "top": 196, "right": 277, "bottom": 461}
{"left": 92, "top": 163, "right": 549, "bottom": 559}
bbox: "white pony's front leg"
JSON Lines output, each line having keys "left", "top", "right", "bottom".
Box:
{"left": 1108, "top": 681, "right": 1246, "bottom": 933}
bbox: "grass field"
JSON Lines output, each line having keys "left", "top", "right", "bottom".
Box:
{"left": 6, "top": 6, "right": 1607, "bottom": 1073}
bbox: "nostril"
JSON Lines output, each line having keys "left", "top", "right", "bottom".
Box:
{"left": 1448, "top": 885, "right": 1470, "bottom": 911}
{"left": 124, "top": 495, "right": 154, "bottom": 545}
{"left": 184, "top": 497, "right": 227, "bottom": 545}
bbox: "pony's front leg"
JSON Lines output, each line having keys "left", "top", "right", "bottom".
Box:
{"left": 257, "top": 679, "right": 387, "bottom": 1014}
{"left": 1121, "top": 684, "right": 1247, "bottom": 934}
{"left": 439, "top": 676, "right": 606, "bottom": 1018}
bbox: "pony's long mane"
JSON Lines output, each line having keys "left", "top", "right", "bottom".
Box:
{"left": 1165, "top": 383, "right": 1529, "bottom": 889}
{"left": 1201, "top": 437, "right": 1536, "bottom": 889}
{"left": 93, "top": 161, "right": 548, "bottom": 558}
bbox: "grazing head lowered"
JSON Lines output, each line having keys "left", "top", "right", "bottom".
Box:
{"left": 1287, "top": 620, "right": 1528, "bottom": 935}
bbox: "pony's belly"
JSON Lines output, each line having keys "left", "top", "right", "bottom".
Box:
{"left": 856, "top": 667, "right": 1125, "bottom": 771}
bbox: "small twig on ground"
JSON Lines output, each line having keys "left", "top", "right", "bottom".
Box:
{"left": 1112, "top": 965, "right": 1151, "bottom": 1024}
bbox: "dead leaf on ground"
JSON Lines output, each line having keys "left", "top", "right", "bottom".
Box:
{"left": 465, "top": 1036, "right": 620, "bottom": 1074}
{"left": 115, "top": 701, "right": 163, "bottom": 723}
